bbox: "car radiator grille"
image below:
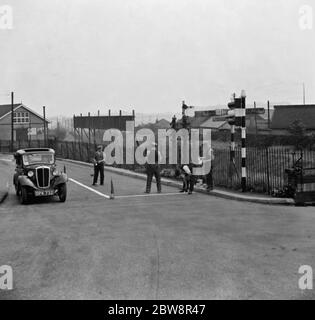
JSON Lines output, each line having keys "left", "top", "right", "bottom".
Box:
{"left": 36, "top": 167, "right": 50, "bottom": 188}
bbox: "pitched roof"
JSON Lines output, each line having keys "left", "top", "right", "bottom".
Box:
{"left": 200, "top": 117, "right": 229, "bottom": 129}
{"left": 0, "top": 104, "right": 21, "bottom": 118}
{"left": 190, "top": 116, "right": 209, "bottom": 128}
{"left": 155, "top": 118, "right": 171, "bottom": 129}
{"left": 0, "top": 103, "right": 49, "bottom": 122}
{"left": 271, "top": 105, "right": 315, "bottom": 129}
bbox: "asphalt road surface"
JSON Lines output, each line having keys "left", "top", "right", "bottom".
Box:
{"left": 0, "top": 154, "right": 315, "bottom": 300}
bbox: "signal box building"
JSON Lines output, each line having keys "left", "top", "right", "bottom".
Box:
{"left": 0, "top": 103, "right": 49, "bottom": 141}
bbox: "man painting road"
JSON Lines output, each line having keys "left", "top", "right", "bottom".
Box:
{"left": 93, "top": 145, "right": 105, "bottom": 186}
{"left": 145, "top": 142, "right": 162, "bottom": 193}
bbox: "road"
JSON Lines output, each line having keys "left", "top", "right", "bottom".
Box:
{"left": 0, "top": 154, "right": 315, "bottom": 300}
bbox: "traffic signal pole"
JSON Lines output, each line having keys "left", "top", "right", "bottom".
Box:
{"left": 10, "top": 91, "right": 14, "bottom": 152}
{"left": 230, "top": 124, "right": 235, "bottom": 164}
{"left": 227, "top": 92, "right": 246, "bottom": 192}
{"left": 227, "top": 95, "right": 237, "bottom": 170}
{"left": 240, "top": 93, "right": 246, "bottom": 193}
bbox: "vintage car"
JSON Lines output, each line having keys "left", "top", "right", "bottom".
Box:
{"left": 13, "top": 148, "right": 68, "bottom": 204}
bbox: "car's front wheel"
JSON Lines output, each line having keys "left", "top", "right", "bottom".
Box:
{"left": 58, "top": 183, "right": 67, "bottom": 202}
{"left": 15, "top": 183, "right": 20, "bottom": 196}
{"left": 19, "top": 186, "right": 29, "bottom": 205}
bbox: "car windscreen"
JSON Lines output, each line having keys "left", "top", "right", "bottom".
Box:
{"left": 22, "top": 153, "right": 54, "bottom": 165}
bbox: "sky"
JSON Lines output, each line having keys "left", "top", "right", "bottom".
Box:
{"left": 0, "top": 0, "right": 314, "bottom": 117}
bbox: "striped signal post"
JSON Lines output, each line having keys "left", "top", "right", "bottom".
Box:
{"left": 229, "top": 122, "right": 236, "bottom": 188}
{"left": 227, "top": 95, "right": 238, "bottom": 187}
{"left": 240, "top": 90, "right": 246, "bottom": 192}
{"left": 231, "top": 123, "right": 235, "bottom": 163}
{"left": 227, "top": 94, "right": 237, "bottom": 167}
{"left": 226, "top": 92, "right": 246, "bottom": 191}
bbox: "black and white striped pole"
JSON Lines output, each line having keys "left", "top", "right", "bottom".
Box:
{"left": 227, "top": 94, "right": 237, "bottom": 166}
{"left": 227, "top": 91, "right": 246, "bottom": 191}
{"left": 240, "top": 90, "right": 246, "bottom": 192}
{"left": 231, "top": 123, "right": 235, "bottom": 163}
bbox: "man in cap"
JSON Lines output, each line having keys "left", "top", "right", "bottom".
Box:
{"left": 145, "top": 142, "right": 162, "bottom": 193}
{"left": 92, "top": 145, "right": 105, "bottom": 186}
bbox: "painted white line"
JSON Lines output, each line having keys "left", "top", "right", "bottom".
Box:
{"left": 115, "top": 192, "right": 187, "bottom": 199}
{"left": 0, "top": 158, "right": 13, "bottom": 162}
{"left": 69, "top": 178, "right": 111, "bottom": 199}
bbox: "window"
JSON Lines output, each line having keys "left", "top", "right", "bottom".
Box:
{"left": 13, "top": 111, "right": 29, "bottom": 123}
{"left": 22, "top": 153, "right": 54, "bottom": 165}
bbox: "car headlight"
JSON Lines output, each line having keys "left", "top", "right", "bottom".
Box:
{"left": 52, "top": 169, "right": 59, "bottom": 176}
{"left": 27, "top": 171, "right": 34, "bottom": 178}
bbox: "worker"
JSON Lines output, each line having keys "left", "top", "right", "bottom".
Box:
{"left": 92, "top": 145, "right": 105, "bottom": 186}
{"left": 200, "top": 141, "right": 214, "bottom": 191}
{"left": 145, "top": 142, "right": 162, "bottom": 193}
{"left": 177, "top": 152, "right": 204, "bottom": 194}
{"left": 179, "top": 163, "right": 198, "bottom": 194}
{"left": 179, "top": 164, "right": 191, "bottom": 193}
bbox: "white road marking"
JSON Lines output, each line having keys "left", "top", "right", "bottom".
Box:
{"left": 70, "top": 177, "right": 185, "bottom": 200}
{"left": 0, "top": 158, "right": 13, "bottom": 162}
{"left": 115, "top": 192, "right": 187, "bottom": 199}
{"left": 69, "top": 178, "right": 111, "bottom": 199}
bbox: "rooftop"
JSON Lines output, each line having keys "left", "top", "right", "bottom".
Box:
{"left": 271, "top": 104, "right": 315, "bottom": 129}
{"left": 0, "top": 104, "right": 22, "bottom": 118}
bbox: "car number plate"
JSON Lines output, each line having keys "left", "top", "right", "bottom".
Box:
{"left": 35, "top": 190, "right": 54, "bottom": 197}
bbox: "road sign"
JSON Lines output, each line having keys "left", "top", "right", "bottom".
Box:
{"left": 215, "top": 109, "right": 228, "bottom": 116}
{"left": 246, "top": 108, "right": 265, "bottom": 115}
{"left": 28, "top": 128, "right": 37, "bottom": 136}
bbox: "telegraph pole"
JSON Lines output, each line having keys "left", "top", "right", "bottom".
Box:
{"left": 267, "top": 100, "right": 270, "bottom": 129}
{"left": 10, "top": 91, "right": 14, "bottom": 152}
{"left": 43, "top": 106, "right": 47, "bottom": 146}
{"left": 28, "top": 119, "right": 32, "bottom": 148}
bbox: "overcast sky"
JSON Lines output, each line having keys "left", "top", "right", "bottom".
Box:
{"left": 0, "top": 0, "right": 314, "bottom": 117}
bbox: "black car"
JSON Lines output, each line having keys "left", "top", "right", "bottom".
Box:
{"left": 13, "top": 148, "right": 68, "bottom": 204}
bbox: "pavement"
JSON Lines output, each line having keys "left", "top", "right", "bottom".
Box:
{"left": 62, "top": 158, "right": 295, "bottom": 206}
{"left": 0, "top": 154, "right": 315, "bottom": 299}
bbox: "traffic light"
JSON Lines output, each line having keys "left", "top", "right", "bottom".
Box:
{"left": 226, "top": 110, "right": 236, "bottom": 125}
{"left": 227, "top": 97, "right": 242, "bottom": 126}
{"left": 182, "top": 102, "right": 193, "bottom": 112}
